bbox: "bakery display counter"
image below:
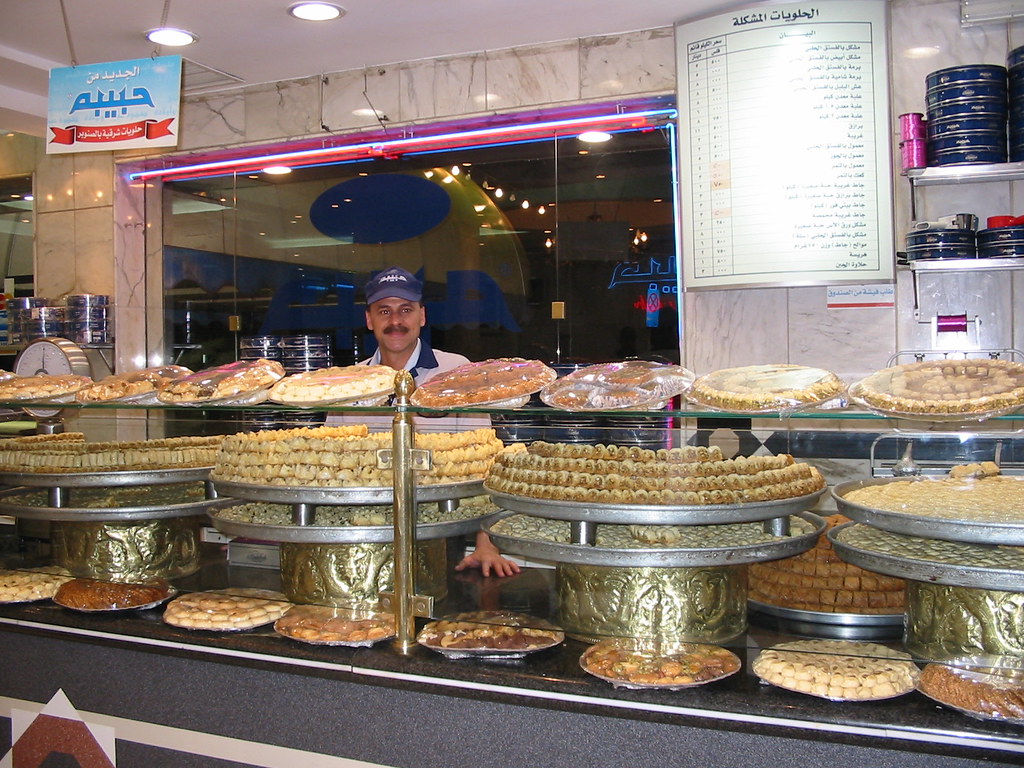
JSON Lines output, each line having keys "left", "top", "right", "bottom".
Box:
{"left": 0, "top": 560, "right": 1021, "bottom": 768}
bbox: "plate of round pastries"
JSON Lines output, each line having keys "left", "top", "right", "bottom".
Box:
{"left": 0, "top": 566, "right": 74, "bottom": 603}
{"left": 752, "top": 638, "right": 919, "bottom": 701}
{"left": 274, "top": 604, "right": 396, "bottom": 646}
{"left": 162, "top": 587, "right": 292, "bottom": 631}
{"left": 157, "top": 359, "right": 285, "bottom": 405}
{"left": 268, "top": 365, "right": 396, "bottom": 406}
{"left": 687, "top": 364, "right": 846, "bottom": 413}
{"left": 580, "top": 638, "right": 741, "bottom": 690}
{"left": 416, "top": 610, "right": 564, "bottom": 659}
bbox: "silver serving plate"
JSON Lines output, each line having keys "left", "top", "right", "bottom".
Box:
{"left": 0, "top": 466, "right": 213, "bottom": 488}
{"left": 208, "top": 508, "right": 495, "bottom": 544}
{"left": 829, "top": 522, "right": 1024, "bottom": 591}
{"left": 212, "top": 478, "right": 484, "bottom": 506}
{"left": 0, "top": 487, "right": 234, "bottom": 522}
{"left": 485, "top": 510, "right": 825, "bottom": 568}
{"left": 747, "top": 600, "right": 904, "bottom": 641}
{"left": 484, "top": 486, "right": 825, "bottom": 526}
{"left": 833, "top": 478, "right": 1024, "bottom": 546}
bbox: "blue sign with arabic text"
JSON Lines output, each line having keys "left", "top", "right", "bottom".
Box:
{"left": 47, "top": 55, "right": 181, "bottom": 154}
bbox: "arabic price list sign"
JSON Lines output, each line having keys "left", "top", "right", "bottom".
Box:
{"left": 677, "top": 1, "right": 894, "bottom": 289}
{"left": 47, "top": 55, "right": 182, "bottom": 154}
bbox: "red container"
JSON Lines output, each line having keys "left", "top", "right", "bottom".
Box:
{"left": 988, "top": 215, "right": 1016, "bottom": 227}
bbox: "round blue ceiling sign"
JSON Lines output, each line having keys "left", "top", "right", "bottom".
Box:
{"left": 309, "top": 173, "right": 452, "bottom": 244}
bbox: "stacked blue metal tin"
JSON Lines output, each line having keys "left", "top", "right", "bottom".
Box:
{"left": 1008, "top": 46, "right": 1024, "bottom": 161}
{"left": 977, "top": 224, "right": 1024, "bottom": 258}
{"left": 926, "top": 64, "right": 1008, "bottom": 166}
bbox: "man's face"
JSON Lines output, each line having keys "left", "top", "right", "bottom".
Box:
{"left": 365, "top": 297, "right": 426, "bottom": 355}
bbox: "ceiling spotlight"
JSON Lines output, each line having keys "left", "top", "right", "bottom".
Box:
{"left": 145, "top": 27, "right": 197, "bottom": 46}
{"left": 289, "top": 2, "right": 345, "bottom": 21}
{"left": 578, "top": 130, "right": 612, "bottom": 143}
{"left": 262, "top": 165, "right": 292, "bottom": 175}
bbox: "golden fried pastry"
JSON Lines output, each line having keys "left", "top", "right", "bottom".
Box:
{"left": 274, "top": 604, "right": 395, "bottom": 645}
{"left": 163, "top": 588, "right": 291, "bottom": 631}
{"left": 688, "top": 364, "right": 845, "bottom": 412}
{"left": 410, "top": 358, "right": 556, "bottom": 407}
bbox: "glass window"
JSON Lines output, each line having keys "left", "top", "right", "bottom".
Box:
{"left": 161, "top": 113, "right": 679, "bottom": 370}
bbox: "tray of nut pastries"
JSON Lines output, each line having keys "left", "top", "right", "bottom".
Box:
{"left": 268, "top": 364, "right": 396, "bottom": 407}
{"left": 0, "top": 374, "right": 93, "bottom": 403}
{"left": 580, "top": 638, "right": 741, "bottom": 690}
{"left": 847, "top": 358, "right": 1024, "bottom": 421}
{"left": 752, "top": 639, "right": 920, "bottom": 701}
{"left": 53, "top": 578, "right": 177, "bottom": 612}
{"left": 0, "top": 566, "right": 74, "bottom": 604}
{"left": 75, "top": 365, "right": 192, "bottom": 404}
{"left": 416, "top": 610, "right": 564, "bottom": 660}
{"left": 917, "top": 656, "right": 1024, "bottom": 725}
{"left": 410, "top": 358, "right": 557, "bottom": 409}
{"left": 540, "top": 360, "right": 694, "bottom": 411}
{"left": 686, "top": 364, "right": 846, "bottom": 414}
{"left": 274, "top": 604, "right": 396, "bottom": 646}
{"left": 157, "top": 358, "right": 285, "bottom": 406}
{"left": 162, "top": 588, "right": 292, "bottom": 631}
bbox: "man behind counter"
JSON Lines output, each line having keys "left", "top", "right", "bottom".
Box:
{"left": 352, "top": 266, "right": 521, "bottom": 578}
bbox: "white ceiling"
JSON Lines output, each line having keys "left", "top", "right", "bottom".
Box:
{"left": 0, "top": 0, "right": 745, "bottom": 137}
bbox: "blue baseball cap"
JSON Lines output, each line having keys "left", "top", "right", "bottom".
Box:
{"left": 364, "top": 267, "right": 423, "bottom": 305}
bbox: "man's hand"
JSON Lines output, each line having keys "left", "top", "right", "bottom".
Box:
{"left": 455, "top": 531, "right": 522, "bottom": 577}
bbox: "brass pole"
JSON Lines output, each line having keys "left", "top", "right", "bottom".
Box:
{"left": 391, "top": 371, "right": 417, "bottom": 654}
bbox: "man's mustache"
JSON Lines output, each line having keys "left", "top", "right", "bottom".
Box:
{"left": 383, "top": 324, "right": 409, "bottom": 335}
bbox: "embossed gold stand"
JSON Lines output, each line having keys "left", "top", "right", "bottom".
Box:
{"left": 905, "top": 581, "right": 1024, "bottom": 660}
{"left": 557, "top": 563, "right": 747, "bottom": 644}
{"left": 51, "top": 516, "right": 204, "bottom": 582}
{"left": 279, "top": 539, "right": 447, "bottom": 608}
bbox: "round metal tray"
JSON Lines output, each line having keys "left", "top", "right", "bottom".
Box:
{"left": 484, "top": 486, "right": 825, "bottom": 526}
{"left": 212, "top": 478, "right": 484, "bottom": 506}
{"left": 833, "top": 478, "right": 1024, "bottom": 546}
{"left": 484, "top": 511, "right": 825, "bottom": 567}
{"left": 829, "top": 522, "right": 1024, "bottom": 592}
{"left": 0, "top": 487, "right": 234, "bottom": 522}
{"left": 747, "top": 600, "right": 904, "bottom": 641}
{"left": 0, "top": 466, "right": 213, "bottom": 489}
{"left": 207, "top": 509, "right": 495, "bottom": 544}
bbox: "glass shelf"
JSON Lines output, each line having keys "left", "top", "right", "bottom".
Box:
{"left": 905, "top": 160, "right": 1024, "bottom": 186}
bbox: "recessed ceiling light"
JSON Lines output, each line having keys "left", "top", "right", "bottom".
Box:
{"left": 263, "top": 165, "right": 292, "bottom": 175}
{"left": 288, "top": 2, "right": 345, "bottom": 21}
{"left": 578, "top": 131, "right": 612, "bottom": 143}
{"left": 145, "top": 27, "right": 198, "bottom": 46}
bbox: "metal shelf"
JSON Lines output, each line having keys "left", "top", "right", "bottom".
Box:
{"left": 906, "top": 160, "right": 1024, "bottom": 187}
{"left": 904, "top": 256, "right": 1024, "bottom": 273}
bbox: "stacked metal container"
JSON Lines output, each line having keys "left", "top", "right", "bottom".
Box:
{"left": 926, "top": 64, "right": 1008, "bottom": 166}
{"left": 63, "top": 294, "right": 112, "bottom": 344}
{"left": 1008, "top": 46, "right": 1024, "bottom": 161}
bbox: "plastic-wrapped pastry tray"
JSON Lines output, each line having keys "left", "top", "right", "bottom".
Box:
{"left": 686, "top": 364, "right": 846, "bottom": 413}
{"left": 416, "top": 610, "right": 564, "bottom": 660}
{"left": 52, "top": 578, "right": 177, "bottom": 612}
{"left": 752, "top": 639, "right": 919, "bottom": 701}
{"left": 162, "top": 588, "right": 292, "bottom": 632}
{"left": 274, "top": 604, "right": 396, "bottom": 646}
{"left": 833, "top": 477, "right": 1024, "bottom": 546}
{"left": 157, "top": 358, "right": 284, "bottom": 405}
{"left": 580, "top": 638, "right": 741, "bottom": 690}
{"left": 74, "top": 365, "right": 192, "bottom": 404}
{"left": 485, "top": 510, "right": 825, "bottom": 567}
{"left": 540, "top": 360, "right": 694, "bottom": 411}
{"left": 0, "top": 374, "right": 93, "bottom": 403}
{"left": 917, "top": 656, "right": 1024, "bottom": 725}
{"left": 829, "top": 522, "right": 1024, "bottom": 591}
{"left": 409, "top": 358, "right": 556, "bottom": 408}
{"left": 0, "top": 566, "right": 74, "bottom": 604}
{"left": 267, "top": 364, "right": 395, "bottom": 406}
{"left": 847, "top": 358, "right": 1024, "bottom": 421}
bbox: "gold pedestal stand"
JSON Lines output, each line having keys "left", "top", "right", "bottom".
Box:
{"left": 905, "top": 581, "right": 1024, "bottom": 660}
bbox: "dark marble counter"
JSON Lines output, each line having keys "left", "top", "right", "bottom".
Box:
{"left": 0, "top": 553, "right": 1022, "bottom": 768}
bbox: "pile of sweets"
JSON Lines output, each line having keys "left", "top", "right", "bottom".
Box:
{"left": 212, "top": 424, "right": 506, "bottom": 487}
{"left": 0, "top": 432, "right": 225, "bottom": 473}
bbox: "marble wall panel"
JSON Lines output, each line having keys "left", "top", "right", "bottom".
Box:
{"left": 580, "top": 28, "right": 676, "bottom": 99}
{"left": 786, "top": 286, "right": 895, "bottom": 382}
{"left": 113, "top": 171, "right": 147, "bottom": 371}
{"left": 484, "top": 41, "right": 581, "bottom": 110}
{"left": 180, "top": 92, "right": 246, "bottom": 151}
{"left": 400, "top": 54, "right": 487, "bottom": 122}
{"left": 682, "top": 287, "right": 788, "bottom": 374}
{"left": 321, "top": 67, "right": 401, "bottom": 133}
{"left": 34, "top": 210, "right": 76, "bottom": 298}
{"left": 72, "top": 206, "right": 115, "bottom": 296}
{"left": 245, "top": 77, "right": 322, "bottom": 143}
{"left": 34, "top": 153, "right": 76, "bottom": 214}
{"left": 0, "top": 132, "right": 41, "bottom": 176}
{"left": 71, "top": 152, "right": 113, "bottom": 210}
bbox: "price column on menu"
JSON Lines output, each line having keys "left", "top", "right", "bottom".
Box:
{"left": 677, "top": 0, "right": 893, "bottom": 289}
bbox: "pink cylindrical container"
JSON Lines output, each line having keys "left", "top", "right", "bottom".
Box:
{"left": 900, "top": 139, "right": 928, "bottom": 171}
{"left": 899, "top": 112, "right": 927, "bottom": 140}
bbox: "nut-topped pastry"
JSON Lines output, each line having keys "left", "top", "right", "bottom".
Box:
{"left": 268, "top": 364, "right": 396, "bottom": 405}
{"left": 409, "top": 358, "right": 556, "bottom": 408}
{"left": 75, "top": 366, "right": 191, "bottom": 403}
{"left": 687, "top": 364, "right": 845, "bottom": 413}
{"left": 540, "top": 360, "right": 693, "bottom": 411}
{"left": 849, "top": 358, "right": 1024, "bottom": 418}
{"left": 157, "top": 358, "right": 285, "bottom": 404}
{"left": 0, "top": 374, "right": 92, "bottom": 401}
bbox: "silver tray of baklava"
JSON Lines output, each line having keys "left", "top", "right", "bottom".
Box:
{"left": 0, "top": 466, "right": 214, "bottom": 489}
{"left": 833, "top": 477, "right": 1024, "bottom": 546}
{"left": 484, "top": 510, "right": 824, "bottom": 568}
{"left": 0, "top": 484, "right": 233, "bottom": 522}
{"left": 207, "top": 510, "right": 494, "bottom": 544}
{"left": 211, "top": 478, "right": 485, "bottom": 506}
{"left": 829, "top": 522, "right": 1024, "bottom": 591}
{"left": 484, "top": 486, "right": 825, "bottom": 526}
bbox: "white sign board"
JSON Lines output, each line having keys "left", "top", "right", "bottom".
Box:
{"left": 677, "top": 1, "right": 894, "bottom": 289}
